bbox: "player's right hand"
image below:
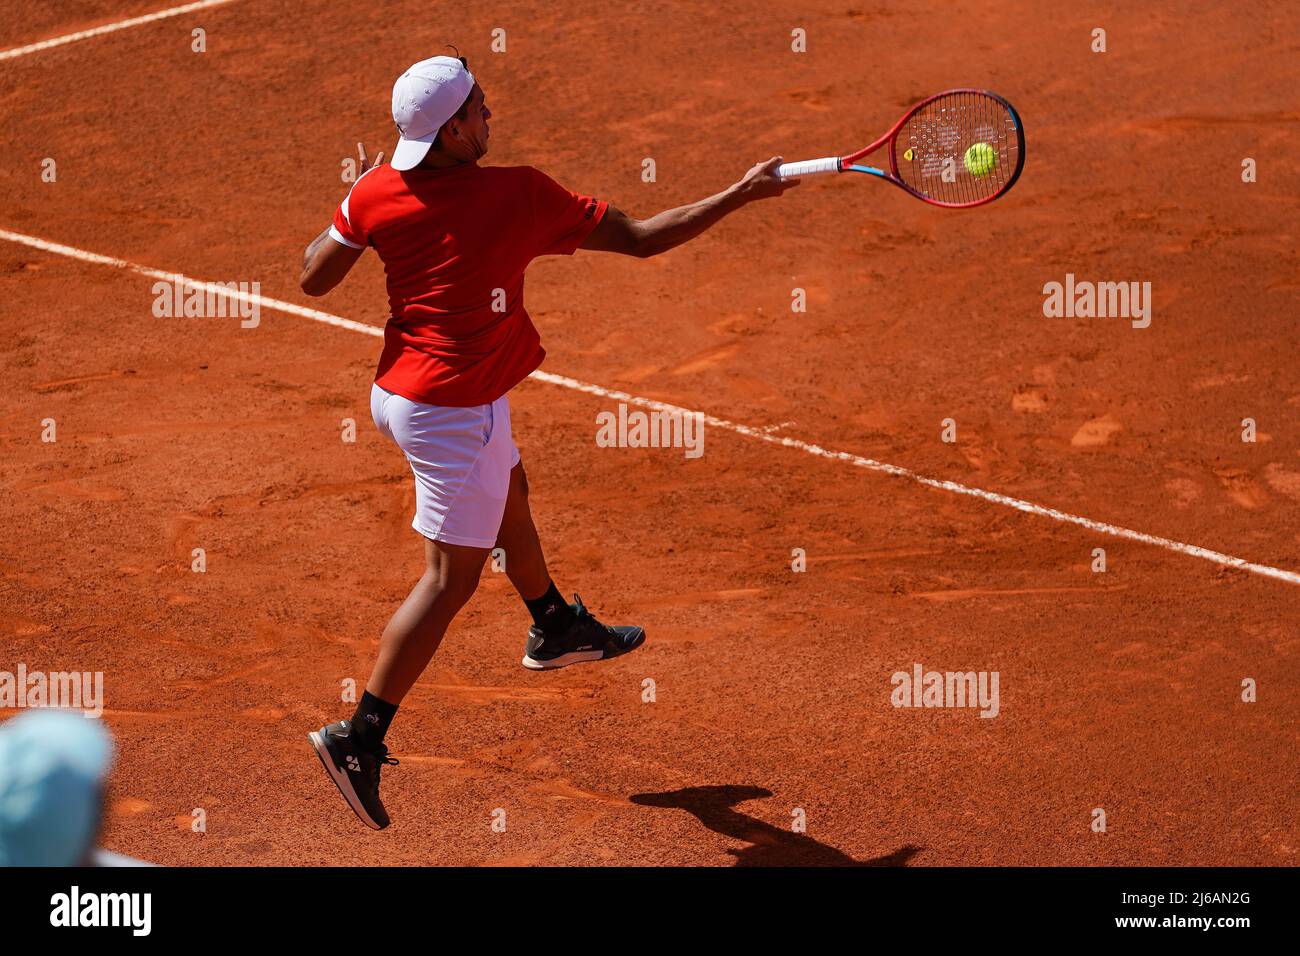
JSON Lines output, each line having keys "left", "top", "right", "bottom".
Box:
{"left": 736, "top": 156, "right": 799, "bottom": 201}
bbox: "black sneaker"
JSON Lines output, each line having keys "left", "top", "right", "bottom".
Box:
{"left": 522, "top": 594, "right": 646, "bottom": 670}
{"left": 307, "top": 719, "right": 398, "bottom": 830}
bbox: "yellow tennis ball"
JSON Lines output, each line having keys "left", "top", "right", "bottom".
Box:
{"left": 963, "top": 142, "right": 996, "bottom": 177}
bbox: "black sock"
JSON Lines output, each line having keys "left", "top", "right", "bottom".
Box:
{"left": 351, "top": 691, "right": 398, "bottom": 750}
{"left": 524, "top": 580, "right": 576, "bottom": 635}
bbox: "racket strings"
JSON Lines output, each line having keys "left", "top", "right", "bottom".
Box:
{"left": 892, "top": 91, "right": 1021, "bottom": 205}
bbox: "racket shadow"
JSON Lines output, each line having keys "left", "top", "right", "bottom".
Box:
{"left": 630, "top": 784, "right": 922, "bottom": 867}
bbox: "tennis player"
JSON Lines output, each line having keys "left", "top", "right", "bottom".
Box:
{"left": 301, "top": 54, "right": 797, "bottom": 829}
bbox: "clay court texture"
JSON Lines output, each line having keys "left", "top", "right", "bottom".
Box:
{"left": 1, "top": 1, "right": 1297, "bottom": 866}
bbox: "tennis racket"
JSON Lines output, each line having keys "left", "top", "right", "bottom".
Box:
{"left": 777, "top": 89, "right": 1025, "bottom": 208}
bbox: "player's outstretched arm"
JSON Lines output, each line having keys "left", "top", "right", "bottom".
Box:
{"left": 581, "top": 157, "right": 798, "bottom": 258}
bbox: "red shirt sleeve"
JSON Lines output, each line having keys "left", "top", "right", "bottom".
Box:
{"left": 329, "top": 182, "right": 369, "bottom": 249}
{"left": 527, "top": 167, "right": 607, "bottom": 257}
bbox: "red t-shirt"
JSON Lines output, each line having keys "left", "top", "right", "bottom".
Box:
{"left": 330, "top": 162, "right": 607, "bottom": 407}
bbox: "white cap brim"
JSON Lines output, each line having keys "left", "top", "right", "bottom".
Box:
{"left": 391, "top": 132, "right": 437, "bottom": 171}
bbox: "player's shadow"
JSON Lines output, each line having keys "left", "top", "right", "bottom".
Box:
{"left": 630, "top": 785, "right": 921, "bottom": 867}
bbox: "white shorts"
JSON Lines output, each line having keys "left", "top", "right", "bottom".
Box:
{"left": 370, "top": 383, "right": 520, "bottom": 548}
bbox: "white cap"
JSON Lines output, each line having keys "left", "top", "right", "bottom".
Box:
{"left": 390, "top": 56, "right": 476, "bottom": 171}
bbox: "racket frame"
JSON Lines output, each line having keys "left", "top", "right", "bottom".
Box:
{"left": 780, "top": 88, "right": 1026, "bottom": 208}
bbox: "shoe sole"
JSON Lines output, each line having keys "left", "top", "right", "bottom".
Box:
{"left": 307, "top": 730, "right": 387, "bottom": 830}
{"left": 521, "top": 630, "right": 646, "bottom": 670}
{"left": 521, "top": 648, "right": 607, "bottom": 670}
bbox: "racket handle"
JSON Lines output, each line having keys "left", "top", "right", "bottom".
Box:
{"left": 776, "top": 157, "right": 841, "bottom": 178}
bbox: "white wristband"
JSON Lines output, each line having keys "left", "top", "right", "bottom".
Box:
{"left": 776, "top": 157, "right": 840, "bottom": 178}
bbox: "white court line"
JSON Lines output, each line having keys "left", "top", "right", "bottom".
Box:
{"left": 0, "top": 0, "right": 235, "bottom": 62}
{"left": 3, "top": 224, "right": 1298, "bottom": 588}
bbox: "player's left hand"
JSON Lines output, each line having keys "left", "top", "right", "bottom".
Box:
{"left": 357, "top": 142, "right": 385, "bottom": 174}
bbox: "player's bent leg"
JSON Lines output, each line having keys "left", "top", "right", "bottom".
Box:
{"left": 309, "top": 537, "right": 488, "bottom": 830}
{"left": 496, "top": 461, "right": 647, "bottom": 671}
{"left": 496, "top": 461, "right": 551, "bottom": 601}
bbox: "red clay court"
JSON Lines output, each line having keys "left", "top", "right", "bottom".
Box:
{"left": 1, "top": 1, "right": 1298, "bottom": 866}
